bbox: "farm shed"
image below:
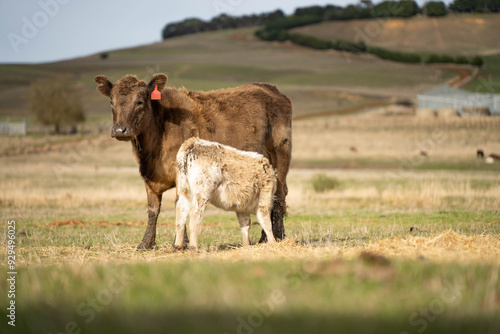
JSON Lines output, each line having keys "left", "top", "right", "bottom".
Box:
{"left": 418, "top": 86, "right": 500, "bottom": 116}
{"left": 0, "top": 121, "right": 27, "bottom": 135}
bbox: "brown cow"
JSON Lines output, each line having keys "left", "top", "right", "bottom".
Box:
{"left": 94, "top": 73, "right": 292, "bottom": 249}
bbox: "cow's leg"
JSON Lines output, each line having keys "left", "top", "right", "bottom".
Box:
{"left": 236, "top": 213, "right": 252, "bottom": 246}
{"left": 137, "top": 186, "right": 162, "bottom": 250}
{"left": 188, "top": 196, "right": 208, "bottom": 251}
{"left": 173, "top": 194, "right": 190, "bottom": 250}
{"left": 260, "top": 126, "right": 291, "bottom": 243}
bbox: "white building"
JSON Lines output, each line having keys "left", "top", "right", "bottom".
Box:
{"left": 418, "top": 86, "right": 500, "bottom": 116}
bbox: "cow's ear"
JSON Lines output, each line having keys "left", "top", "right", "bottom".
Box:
{"left": 94, "top": 75, "right": 113, "bottom": 97}
{"left": 147, "top": 73, "right": 168, "bottom": 93}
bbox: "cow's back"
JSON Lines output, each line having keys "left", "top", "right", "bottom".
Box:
{"left": 187, "top": 84, "right": 291, "bottom": 154}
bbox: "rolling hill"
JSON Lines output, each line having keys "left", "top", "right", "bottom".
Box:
{"left": 6, "top": 13, "right": 500, "bottom": 121}
{"left": 291, "top": 13, "right": 500, "bottom": 56}
{"left": 0, "top": 27, "right": 459, "bottom": 122}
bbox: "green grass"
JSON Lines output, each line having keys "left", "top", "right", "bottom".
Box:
{"left": 463, "top": 54, "right": 500, "bottom": 94}
{"left": 292, "top": 157, "right": 500, "bottom": 172}
{"left": 2, "top": 206, "right": 500, "bottom": 333}
{"left": 1, "top": 236, "right": 499, "bottom": 334}
{"left": 310, "top": 174, "right": 341, "bottom": 192}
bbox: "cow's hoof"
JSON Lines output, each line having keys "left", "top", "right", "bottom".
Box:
{"left": 136, "top": 241, "right": 156, "bottom": 251}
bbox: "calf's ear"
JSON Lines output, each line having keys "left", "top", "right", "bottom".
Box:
{"left": 147, "top": 73, "right": 168, "bottom": 93}
{"left": 94, "top": 75, "right": 113, "bottom": 97}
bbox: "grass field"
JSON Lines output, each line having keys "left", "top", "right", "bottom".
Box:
{"left": 463, "top": 54, "right": 500, "bottom": 94}
{"left": 1, "top": 112, "right": 500, "bottom": 334}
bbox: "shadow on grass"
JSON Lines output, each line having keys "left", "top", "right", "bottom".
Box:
{"left": 6, "top": 307, "right": 500, "bottom": 334}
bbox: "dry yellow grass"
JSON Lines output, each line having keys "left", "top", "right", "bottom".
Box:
{"left": 292, "top": 116, "right": 500, "bottom": 160}
{"left": 9, "top": 230, "right": 500, "bottom": 267}
{"left": 2, "top": 113, "right": 499, "bottom": 271}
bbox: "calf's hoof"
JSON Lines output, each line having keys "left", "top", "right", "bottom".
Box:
{"left": 172, "top": 244, "right": 187, "bottom": 251}
{"left": 189, "top": 245, "right": 199, "bottom": 252}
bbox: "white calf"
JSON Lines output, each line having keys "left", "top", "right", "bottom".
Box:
{"left": 174, "top": 137, "right": 277, "bottom": 250}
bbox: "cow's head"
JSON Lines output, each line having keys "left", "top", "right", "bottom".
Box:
{"left": 94, "top": 73, "right": 167, "bottom": 141}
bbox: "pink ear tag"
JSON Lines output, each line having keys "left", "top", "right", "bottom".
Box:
{"left": 151, "top": 85, "right": 161, "bottom": 100}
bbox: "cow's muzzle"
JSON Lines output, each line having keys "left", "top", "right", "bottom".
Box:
{"left": 111, "top": 125, "right": 134, "bottom": 141}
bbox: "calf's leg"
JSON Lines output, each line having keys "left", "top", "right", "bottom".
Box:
{"left": 173, "top": 194, "right": 190, "bottom": 250}
{"left": 257, "top": 206, "right": 276, "bottom": 244}
{"left": 236, "top": 213, "right": 252, "bottom": 246}
{"left": 137, "top": 187, "right": 162, "bottom": 250}
{"left": 188, "top": 196, "right": 208, "bottom": 251}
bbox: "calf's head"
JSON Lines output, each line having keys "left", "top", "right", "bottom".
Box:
{"left": 94, "top": 73, "right": 167, "bottom": 141}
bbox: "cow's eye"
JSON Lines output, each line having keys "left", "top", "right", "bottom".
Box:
{"left": 109, "top": 100, "right": 114, "bottom": 106}
{"left": 136, "top": 101, "right": 143, "bottom": 107}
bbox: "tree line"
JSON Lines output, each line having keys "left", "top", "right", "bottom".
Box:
{"left": 161, "top": 0, "right": 500, "bottom": 41}
{"left": 162, "top": 11, "right": 285, "bottom": 39}
{"left": 275, "top": 32, "right": 484, "bottom": 66}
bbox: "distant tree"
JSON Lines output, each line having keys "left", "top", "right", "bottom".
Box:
{"left": 324, "top": 5, "right": 345, "bottom": 20}
{"left": 28, "top": 75, "right": 85, "bottom": 134}
{"left": 339, "top": 4, "right": 362, "bottom": 19}
{"left": 484, "top": 0, "right": 500, "bottom": 12}
{"left": 470, "top": 56, "right": 484, "bottom": 67}
{"left": 397, "top": 0, "right": 420, "bottom": 17}
{"left": 455, "top": 56, "right": 469, "bottom": 64}
{"left": 449, "top": 0, "right": 484, "bottom": 12}
{"left": 426, "top": 1, "right": 448, "bottom": 16}
{"left": 360, "top": 0, "right": 374, "bottom": 8}
{"left": 288, "top": 33, "right": 332, "bottom": 49}
{"left": 161, "top": 9, "right": 285, "bottom": 40}
{"left": 294, "top": 5, "right": 325, "bottom": 17}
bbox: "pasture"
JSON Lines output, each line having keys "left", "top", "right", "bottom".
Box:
{"left": 1, "top": 114, "right": 500, "bottom": 334}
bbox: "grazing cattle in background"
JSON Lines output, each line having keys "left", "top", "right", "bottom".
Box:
{"left": 175, "top": 137, "right": 277, "bottom": 250}
{"left": 477, "top": 149, "right": 499, "bottom": 164}
{"left": 94, "top": 73, "right": 292, "bottom": 249}
{"left": 489, "top": 153, "right": 500, "bottom": 161}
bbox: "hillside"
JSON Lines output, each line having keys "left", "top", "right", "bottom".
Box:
{"left": 0, "top": 27, "right": 459, "bottom": 121}
{"left": 292, "top": 13, "right": 500, "bottom": 56}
